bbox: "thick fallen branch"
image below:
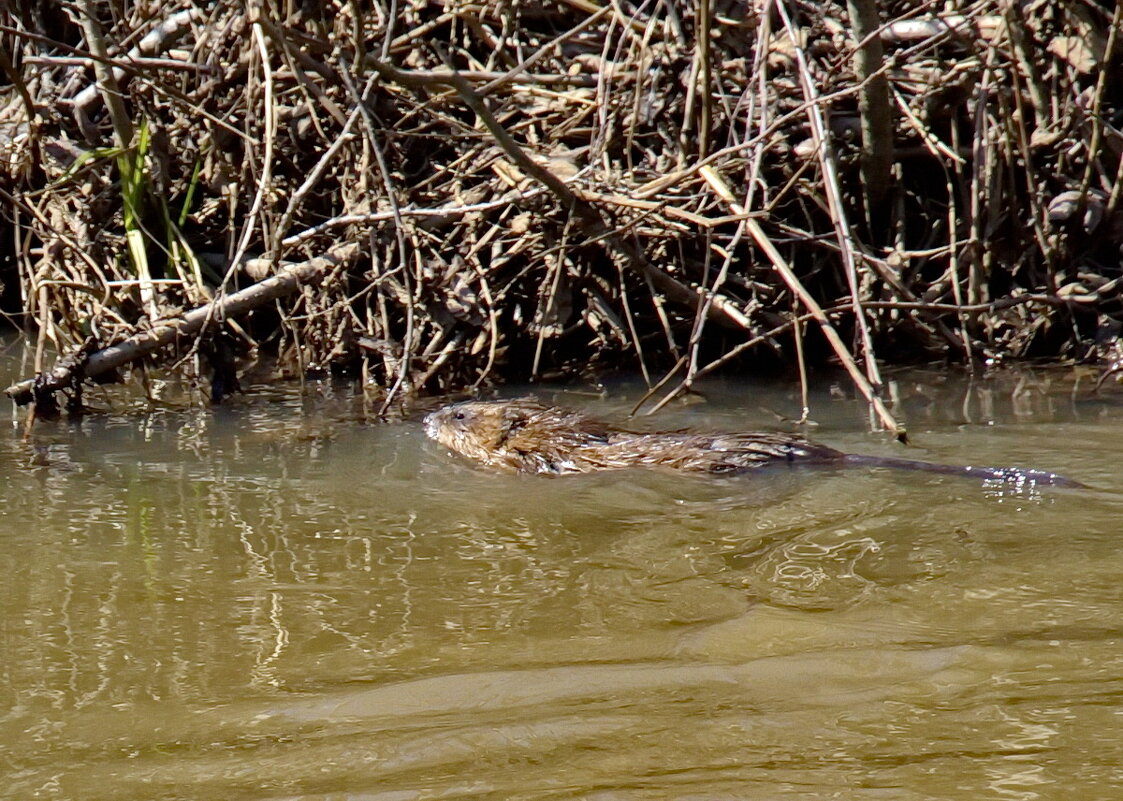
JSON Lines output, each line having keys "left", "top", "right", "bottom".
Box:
{"left": 5, "top": 243, "right": 361, "bottom": 405}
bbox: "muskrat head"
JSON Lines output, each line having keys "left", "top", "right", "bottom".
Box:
{"left": 424, "top": 400, "right": 534, "bottom": 467}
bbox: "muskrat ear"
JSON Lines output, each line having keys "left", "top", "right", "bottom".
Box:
{"left": 501, "top": 403, "right": 533, "bottom": 430}
{"left": 490, "top": 403, "right": 535, "bottom": 449}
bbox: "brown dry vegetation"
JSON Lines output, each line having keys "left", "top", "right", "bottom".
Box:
{"left": 0, "top": 0, "right": 1120, "bottom": 422}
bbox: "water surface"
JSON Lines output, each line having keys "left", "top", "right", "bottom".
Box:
{"left": 2, "top": 349, "right": 1122, "bottom": 800}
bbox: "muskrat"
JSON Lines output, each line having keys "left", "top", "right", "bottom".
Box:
{"left": 424, "top": 399, "right": 1082, "bottom": 487}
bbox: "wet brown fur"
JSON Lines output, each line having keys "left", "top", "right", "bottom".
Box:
{"left": 425, "top": 399, "right": 846, "bottom": 474}
{"left": 424, "top": 399, "right": 1084, "bottom": 487}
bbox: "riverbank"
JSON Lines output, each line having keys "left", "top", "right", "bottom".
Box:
{"left": 1, "top": 1, "right": 1120, "bottom": 424}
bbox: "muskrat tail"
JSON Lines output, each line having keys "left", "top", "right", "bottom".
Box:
{"left": 841, "top": 454, "right": 1087, "bottom": 489}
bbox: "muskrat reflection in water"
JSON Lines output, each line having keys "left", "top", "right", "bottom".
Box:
{"left": 424, "top": 399, "right": 1083, "bottom": 487}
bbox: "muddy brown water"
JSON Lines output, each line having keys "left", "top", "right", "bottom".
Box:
{"left": 2, "top": 345, "right": 1122, "bottom": 800}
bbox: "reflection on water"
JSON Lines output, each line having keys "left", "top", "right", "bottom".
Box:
{"left": 2, "top": 351, "right": 1123, "bottom": 800}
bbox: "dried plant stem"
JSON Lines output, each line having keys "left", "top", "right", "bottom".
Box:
{"left": 72, "top": 0, "right": 133, "bottom": 147}
{"left": 775, "top": 0, "right": 884, "bottom": 394}
{"left": 702, "top": 165, "right": 904, "bottom": 438}
{"left": 1079, "top": 2, "right": 1123, "bottom": 207}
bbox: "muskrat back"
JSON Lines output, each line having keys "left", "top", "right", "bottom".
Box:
{"left": 424, "top": 399, "right": 1082, "bottom": 487}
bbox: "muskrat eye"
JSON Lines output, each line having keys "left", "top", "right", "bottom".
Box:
{"left": 453, "top": 411, "right": 466, "bottom": 421}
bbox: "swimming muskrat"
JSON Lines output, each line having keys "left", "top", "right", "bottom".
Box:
{"left": 424, "top": 399, "right": 1082, "bottom": 487}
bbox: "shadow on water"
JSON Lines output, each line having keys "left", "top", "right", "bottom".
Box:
{"left": 3, "top": 353, "right": 1123, "bottom": 800}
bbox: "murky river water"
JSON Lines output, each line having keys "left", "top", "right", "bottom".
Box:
{"left": 2, "top": 342, "right": 1122, "bottom": 800}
